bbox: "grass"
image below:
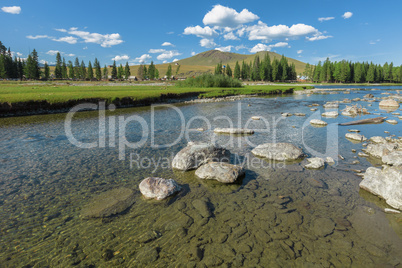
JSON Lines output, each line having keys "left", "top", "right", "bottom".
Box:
{"left": 0, "top": 81, "right": 312, "bottom": 105}
{"left": 176, "top": 74, "right": 243, "bottom": 88}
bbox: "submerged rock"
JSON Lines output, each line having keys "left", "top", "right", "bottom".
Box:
{"left": 305, "top": 157, "right": 325, "bottom": 169}
{"left": 313, "top": 218, "right": 335, "bottom": 237}
{"left": 364, "top": 93, "right": 374, "bottom": 98}
{"left": 139, "top": 177, "right": 181, "bottom": 200}
{"left": 81, "top": 188, "right": 135, "bottom": 218}
{"left": 345, "top": 133, "right": 367, "bottom": 142}
{"left": 195, "top": 162, "right": 244, "bottom": 183}
{"left": 310, "top": 119, "right": 328, "bottom": 126}
{"left": 379, "top": 99, "right": 399, "bottom": 108}
{"left": 360, "top": 166, "right": 402, "bottom": 210}
{"left": 214, "top": 128, "right": 254, "bottom": 135}
{"left": 323, "top": 102, "right": 339, "bottom": 109}
{"left": 172, "top": 142, "right": 230, "bottom": 171}
{"left": 251, "top": 143, "right": 304, "bottom": 161}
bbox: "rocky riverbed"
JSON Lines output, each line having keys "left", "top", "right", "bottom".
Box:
{"left": 0, "top": 85, "right": 401, "bottom": 267}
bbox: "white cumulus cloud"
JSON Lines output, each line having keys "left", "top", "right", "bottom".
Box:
{"left": 250, "top": 42, "right": 289, "bottom": 53}
{"left": 306, "top": 34, "right": 332, "bottom": 41}
{"left": 183, "top": 25, "right": 218, "bottom": 38}
{"left": 173, "top": 59, "right": 179, "bottom": 62}
{"left": 112, "top": 55, "right": 130, "bottom": 61}
{"left": 1, "top": 6, "right": 21, "bottom": 14}
{"left": 149, "top": 49, "right": 166, "bottom": 54}
{"left": 54, "top": 27, "right": 123, "bottom": 47}
{"left": 246, "top": 21, "right": 319, "bottom": 42}
{"left": 46, "top": 50, "right": 61, "bottom": 56}
{"left": 318, "top": 17, "right": 335, "bottom": 22}
{"left": 27, "top": 35, "right": 50, "bottom": 40}
{"left": 342, "top": 12, "right": 353, "bottom": 19}
{"left": 134, "top": 54, "right": 152, "bottom": 64}
{"left": 162, "top": 42, "right": 175, "bottom": 47}
{"left": 200, "top": 38, "right": 216, "bottom": 48}
{"left": 191, "top": 52, "right": 197, "bottom": 56}
{"left": 215, "top": 46, "right": 233, "bottom": 52}
{"left": 52, "top": 36, "right": 78, "bottom": 44}
{"left": 203, "top": 5, "right": 259, "bottom": 28}
{"left": 66, "top": 54, "right": 75, "bottom": 57}
{"left": 297, "top": 50, "right": 303, "bottom": 54}
{"left": 223, "top": 32, "right": 239, "bottom": 41}
{"left": 157, "top": 51, "right": 181, "bottom": 61}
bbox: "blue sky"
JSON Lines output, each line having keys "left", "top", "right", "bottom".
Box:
{"left": 1, "top": 0, "right": 402, "bottom": 66}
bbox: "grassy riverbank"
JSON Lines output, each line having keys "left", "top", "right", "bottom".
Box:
{"left": 0, "top": 81, "right": 312, "bottom": 104}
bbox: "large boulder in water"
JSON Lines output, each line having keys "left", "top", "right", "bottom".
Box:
{"left": 251, "top": 143, "right": 304, "bottom": 161}
{"left": 360, "top": 166, "right": 402, "bottom": 210}
{"left": 139, "top": 177, "right": 181, "bottom": 200}
{"left": 363, "top": 143, "right": 398, "bottom": 158}
{"left": 379, "top": 99, "right": 399, "bottom": 108}
{"left": 172, "top": 142, "right": 230, "bottom": 171}
{"left": 81, "top": 188, "right": 135, "bottom": 218}
{"left": 195, "top": 162, "right": 245, "bottom": 183}
{"left": 382, "top": 151, "right": 402, "bottom": 166}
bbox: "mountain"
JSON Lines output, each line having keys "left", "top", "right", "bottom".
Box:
{"left": 176, "top": 50, "right": 307, "bottom": 74}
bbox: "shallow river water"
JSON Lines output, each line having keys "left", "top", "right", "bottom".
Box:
{"left": 0, "top": 86, "right": 401, "bottom": 267}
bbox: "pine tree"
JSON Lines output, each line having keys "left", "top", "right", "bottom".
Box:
{"left": 366, "top": 63, "right": 375, "bottom": 83}
{"left": 143, "top": 65, "right": 148, "bottom": 79}
{"left": 117, "top": 64, "right": 123, "bottom": 80}
{"left": 103, "top": 65, "right": 109, "bottom": 80}
{"left": 74, "top": 57, "right": 81, "bottom": 79}
{"left": 94, "top": 58, "right": 102, "bottom": 80}
{"left": 280, "top": 55, "right": 288, "bottom": 81}
{"left": 87, "top": 61, "right": 94, "bottom": 80}
{"left": 68, "top": 61, "right": 75, "bottom": 79}
{"left": 62, "top": 58, "right": 68, "bottom": 79}
{"left": 226, "top": 64, "right": 232, "bottom": 77}
{"left": 252, "top": 56, "right": 260, "bottom": 81}
{"left": 166, "top": 64, "right": 172, "bottom": 79}
{"left": 124, "top": 62, "right": 131, "bottom": 80}
{"left": 111, "top": 61, "right": 117, "bottom": 79}
{"left": 214, "top": 63, "right": 222, "bottom": 75}
{"left": 44, "top": 62, "right": 50, "bottom": 80}
{"left": 234, "top": 61, "right": 241, "bottom": 79}
{"left": 80, "top": 60, "right": 87, "bottom": 80}
{"left": 0, "top": 55, "right": 6, "bottom": 78}
{"left": 55, "top": 52, "right": 62, "bottom": 79}
{"left": 313, "top": 61, "right": 322, "bottom": 82}
{"left": 155, "top": 68, "right": 159, "bottom": 79}
{"left": 271, "top": 59, "right": 279, "bottom": 81}
{"left": 241, "top": 60, "right": 248, "bottom": 80}
{"left": 148, "top": 61, "right": 155, "bottom": 79}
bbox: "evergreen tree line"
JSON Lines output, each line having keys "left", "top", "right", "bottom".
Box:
{"left": 55, "top": 53, "right": 131, "bottom": 81}
{"left": 303, "top": 58, "right": 402, "bottom": 83}
{"left": 215, "top": 54, "right": 297, "bottom": 82}
{"left": 0, "top": 41, "right": 41, "bottom": 80}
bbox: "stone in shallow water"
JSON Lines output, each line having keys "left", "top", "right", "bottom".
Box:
{"left": 214, "top": 128, "right": 254, "bottom": 134}
{"left": 172, "top": 142, "right": 230, "bottom": 171}
{"left": 80, "top": 187, "right": 135, "bottom": 219}
{"left": 195, "top": 162, "right": 245, "bottom": 183}
{"left": 386, "top": 119, "right": 398, "bottom": 124}
{"left": 139, "top": 177, "right": 181, "bottom": 200}
{"left": 360, "top": 166, "right": 402, "bottom": 210}
{"left": 304, "top": 157, "right": 325, "bottom": 169}
{"left": 251, "top": 143, "right": 304, "bottom": 161}
{"left": 345, "top": 133, "right": 367, "bottom": 142}
{"left": 370, "top": 136, "right": 387, "bottom": 144}
{"left": 364, "top": 143, "right": 398, "bottom": 158}
{"left": 310, "top": 119, "right": 328, "bottom": 126}
{"left": 382, "top": 151, "right": 402, "bottom": 166}
{"left": 313, "top": 218, "right": 335, "bottom": 237}
{"left": 192, "top": 199, "right": 212, "bottom": 218}
{"left": 379, "top": 99, "right": 399, "bottom": 107}
{"left": 322, "top": 111, "right": 339, "bottom": 118}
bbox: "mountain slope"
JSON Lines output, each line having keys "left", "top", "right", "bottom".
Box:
{"left": 176, "top": 50, "right": 307, "bottom": 74}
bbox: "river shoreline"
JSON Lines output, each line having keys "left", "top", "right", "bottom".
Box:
{"left": 0, "top": 89, "right": 295, "bottom": 118}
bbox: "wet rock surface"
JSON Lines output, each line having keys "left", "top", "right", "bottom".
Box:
{"left": 214, "top": 128, "right": 255, "bottom": 135}
{"left": 360, "top": 166, "right": 402, "bottom": 210}
{"left": 80, "top": 188, "right": 135, "bottom": 219}
{"left": 172, "top": 142, "right": 230, "bottom": 171}
{"left": 252, "top": 143, "right": 304, "bottom": 161}
{"left": 195, "top": 162, "right": 245, "bottom": 183}
{"left": 139, "top": 177, "right": 181, "bottom": 200}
